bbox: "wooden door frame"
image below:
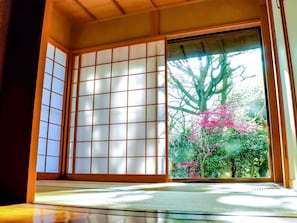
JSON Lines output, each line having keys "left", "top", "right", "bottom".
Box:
{"left": 166, "top": 21, "right": 282, "bottom": 183}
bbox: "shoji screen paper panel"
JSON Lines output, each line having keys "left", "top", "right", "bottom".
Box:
{"left": 68, "top": 40, "right": 166, "bottom": 176}
{"left": 37, "top": 43, "right": 67, "bottom": 173}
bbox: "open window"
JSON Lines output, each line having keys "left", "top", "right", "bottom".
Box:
{"left": 167, "top": 28, "right": 272, "bottom": 180}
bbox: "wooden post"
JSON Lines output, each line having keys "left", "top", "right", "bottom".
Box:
{"left": 0, "top": 0, "right": 46, "bottom": 204}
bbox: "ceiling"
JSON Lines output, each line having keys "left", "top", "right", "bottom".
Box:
{"left": 52, "top": 0, "right": 205, "bottom": 24}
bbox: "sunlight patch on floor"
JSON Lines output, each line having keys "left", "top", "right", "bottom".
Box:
{"left": 36, "top": 189, "right": 154, "bottom": 206}
{"left": 107, "top": 182, "right": 187, "bottom": 191}
{"left": 218, "top": 195, "right": 284, "bottom": 207}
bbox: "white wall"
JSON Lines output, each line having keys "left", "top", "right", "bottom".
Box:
{"left": 271, "top": 0, "right": 297, "bottom": 189}
{"left": 284, "top": 0, "right": 297, "bottom": 190}
{"left": 284, "top": 0, "right": 297, "bottom": 104}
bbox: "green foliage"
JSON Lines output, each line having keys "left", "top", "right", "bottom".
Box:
{"left": 203, "top": 146, "right": 229, "bottom": 178}
{"left": 169, "top": 128, "right": 269, "bottom": 179}
{"left": 168, "top": 129, "right": 197, "bottom": 178}
{"left": 169, "top": 110, "right": 269, "bottom": 179}
{"left": 223, "top": 128, "right": 269, "bottom": 177}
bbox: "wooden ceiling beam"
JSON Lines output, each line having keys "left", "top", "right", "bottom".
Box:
{"left": 112, "top": 0, "right": 126, "bottom": 15}
{"left": 53, "top": 0, "right": 211, "bottom": 24}
{"left": 74, "top": 0, "right": 98, "bottom": 21}
{"left": 150, "top": 0, "right": 157, "bottom": 9}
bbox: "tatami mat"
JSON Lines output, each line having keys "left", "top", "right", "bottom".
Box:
{"left": 35, "top": 181, "right": 297, "bottom": 217}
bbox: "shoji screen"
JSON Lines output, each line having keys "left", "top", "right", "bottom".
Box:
{"left": 36, "top": 43, "right": 67, "bottom": 174}
{"left": 68, "top": 40, "right": 166, "bottom": 177}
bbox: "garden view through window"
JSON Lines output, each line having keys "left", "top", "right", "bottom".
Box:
{"left": 167, "top": 28, "right": 271, "bottom": 179}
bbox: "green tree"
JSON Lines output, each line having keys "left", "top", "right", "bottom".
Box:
{"left": 168, "top": 53, "right": 244, "bottom": 114}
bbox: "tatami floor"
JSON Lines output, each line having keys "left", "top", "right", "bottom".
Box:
{"left": 2, "top": 181, "right": 297, "bottom": 223}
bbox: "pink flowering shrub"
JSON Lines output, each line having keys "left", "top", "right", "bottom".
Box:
{"left": 188, "top": 104, "right": 259, "bottom": 177}
{"left": 189, "top": 104, "right": 258, "bottom": 139}
{"left": 179, "top": 161, "right": 200, "bottom": 178}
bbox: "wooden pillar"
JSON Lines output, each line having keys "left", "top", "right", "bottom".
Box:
{"left": 0, "top": 0, "right": 12, "bottom": 89}
{"left": 0, "top": 0, "right": 46, "bottom": 204}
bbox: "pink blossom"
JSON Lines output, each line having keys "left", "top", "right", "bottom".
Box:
{"left": 179, "top": 161, "right": 199, "bottom": 178}
{"left": 189, "top": 173, "right": 200, "bottom": 179}
{"left": 180, "top": 161, "right": 197, "bottom": 168}
{"left": 190, "top": 104, "right": 259, "bottom": 136}
{"left": 188, "top": 134, "right": 199, "bottom": 142}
